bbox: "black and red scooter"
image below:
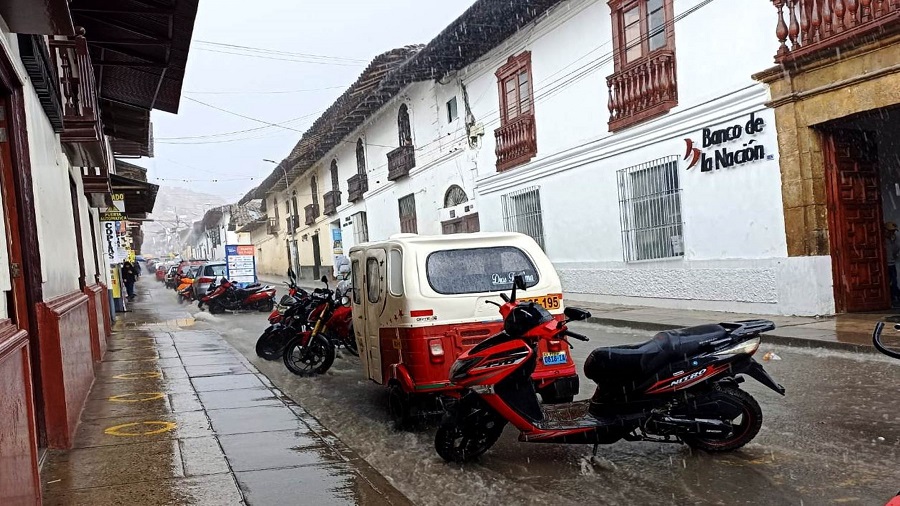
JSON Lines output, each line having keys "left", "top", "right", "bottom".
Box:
{"left": 435, "top": 275, "right": 786, "bottom": 463}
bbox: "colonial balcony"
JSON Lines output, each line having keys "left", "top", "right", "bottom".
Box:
{"left": 267, "top": 217, "right": 278, "bottom": 235}
{"left": 387, "top": 145, "right": 416, "bottom": 181}
{"left": 323, "top": 190, "right": 341, "bottom": 215}
{"left": 348, "top": 173, "right": 368, "bottom": 202}
{"left": 771, "top": 0, "right": 900, "bottom": 63}
{"left": 606, "top": 50, "right": 677, "bottom": 132}
{"left": 81, "top": 166, "right": 111, "bottom": 197}
{"left": 305, "top": 204, "right": 320, "bottom": 226}
{"left": 494, "top": 114, "right": 537, "bottom": 172}
{"left": 49, "top": 33, "right": 103, "bottom": 145}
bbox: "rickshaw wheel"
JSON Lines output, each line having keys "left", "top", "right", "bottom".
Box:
{"left": 388, "top": 383, "right": 414, "bottom": 431}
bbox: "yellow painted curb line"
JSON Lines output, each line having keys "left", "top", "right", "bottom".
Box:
{"left": 112, "top": 371, "right": 161, "bottom": 380}
{"left": 108, "top": 392, "right": 165, "bottom": 403}
{"left": 104, "top": 421, "right": 176, "bottom": 437}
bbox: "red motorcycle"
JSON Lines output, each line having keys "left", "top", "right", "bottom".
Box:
{"left": 434, "top": 275, "right": 784, "bottom": 463}
{"left": 199, "top": 278, "right": 276, "bottom": 314}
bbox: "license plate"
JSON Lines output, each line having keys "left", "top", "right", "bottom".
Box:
{"left": 542, "top": 351, "right": 567, "bottom": 366}
{"left": 522, "top": 293, "right": 562, "bottom": 310}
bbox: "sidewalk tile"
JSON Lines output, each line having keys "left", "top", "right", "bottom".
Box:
{"left": 191, "top": 373, "right": 265, "bottom": 392}
{"left": 197, "top": 387, "right": 282, "bottom": 410}
{"left": 206, "top": 405, "right": 305, "bottom": 435}
{"left": 218, "top": 429, "right": 324, "bottom": 472}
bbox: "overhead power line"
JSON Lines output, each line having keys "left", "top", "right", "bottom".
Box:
{"left": 195, "top": 40, "right": 368, "bottom": 63}
{"left": 184, "top": 86, "right": 346, "bottom": 96}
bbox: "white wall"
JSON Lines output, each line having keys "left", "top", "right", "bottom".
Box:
{"left": 254, "top": 0, "right": 834, "bottom": 315}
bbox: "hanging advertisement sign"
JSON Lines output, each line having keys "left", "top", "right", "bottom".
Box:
{"left": 225, "top": 245, "right": 256, "bottom": 284}
{"left": 101, "top": 194, "right": 128, "bottom": 264}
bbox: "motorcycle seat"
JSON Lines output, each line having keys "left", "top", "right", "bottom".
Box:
{"left": 583, "top": 324, "right": 728, "bottom": 385}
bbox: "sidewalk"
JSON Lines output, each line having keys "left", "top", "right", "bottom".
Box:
{"left": 41, "top": 279, "right": 410, "bottom": 505}
{"left": 567, "top": 298, "right": 888, "bottom": 353}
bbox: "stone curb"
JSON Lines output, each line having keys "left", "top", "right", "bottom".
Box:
{"left": 585, "top": 316, "right": 878, "bottom": 355}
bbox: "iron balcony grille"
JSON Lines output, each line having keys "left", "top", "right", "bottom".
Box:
{"left": 616, "top": 155, "right": 684, "bottom": 262}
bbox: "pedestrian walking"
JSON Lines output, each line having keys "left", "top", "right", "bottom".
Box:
{"left": 886, "top": 222, "right": 900, "bottom": 305}
{"left": 122, "top": 261, "right": 137, "bottom": 301}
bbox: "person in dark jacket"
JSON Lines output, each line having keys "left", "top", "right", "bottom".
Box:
{"left": 122, "top": 261, "right": 137, "bottom": 301}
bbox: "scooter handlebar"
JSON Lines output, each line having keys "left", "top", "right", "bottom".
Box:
{"left": 563, "top": 330, "right": 589, "bottom": 342}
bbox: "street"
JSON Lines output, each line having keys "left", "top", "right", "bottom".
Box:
{"left": 153, "top": 280, "right": 900, "bottom": 506}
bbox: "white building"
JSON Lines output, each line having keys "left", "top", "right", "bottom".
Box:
{"left": 246, "top": 0, "right": 832, "bottom": 316}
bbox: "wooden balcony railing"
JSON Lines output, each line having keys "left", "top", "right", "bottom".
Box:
{"left": 348, "top": 174, "right": 368, "bottom": 202}
{"left": 305, "top": 204, "right": 320, "bottom": 226}
{"left": 323, "top": 190, "right": 341, "bottom": 215}
{"left": 494, "top": 114, "right": 537, "bottom": 172}
{"left": 81, "top": 166, "right": 110, "bottom": 195}
{"left": 387, "top": 145, "right": 416, "bottom": 181}
{"left": 772, "top": 0, "right": 900, "bottom": 63}
{"left": 267, "top": 217, "right": 278, "bottom": 235}
{"left": 606, "top": 50, "right": 677, "bottom": 132}
{"left": 49, "top": 32, "right": 102, "bottom": 144}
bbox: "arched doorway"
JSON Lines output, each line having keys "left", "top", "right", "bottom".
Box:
{"left": 441, "top": 185, "right": 480, "bottom": 234}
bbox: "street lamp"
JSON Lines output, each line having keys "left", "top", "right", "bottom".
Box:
{"left": 263, "top": 158, "right": 290, "bottom": 190}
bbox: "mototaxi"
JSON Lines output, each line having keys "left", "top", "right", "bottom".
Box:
{"left": 349, "top": 232, "right": 580, "bottom": 425}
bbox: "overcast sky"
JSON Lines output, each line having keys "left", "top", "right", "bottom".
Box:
{"left": 138, "top": 1, "right": 477, "bottom": 202}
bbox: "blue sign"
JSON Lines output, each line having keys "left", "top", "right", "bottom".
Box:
{"left": 225, "top": 244, "right": 257, "bottom": 284}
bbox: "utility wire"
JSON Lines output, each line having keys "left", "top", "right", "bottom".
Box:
{"left": 194, "top": 40, "right": 368, "bottom": 63}
{"left": 184, "top": 86, "right": 346, "bottom": 95}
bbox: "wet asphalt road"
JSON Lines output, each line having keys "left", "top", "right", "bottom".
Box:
{"left": 170, "top": 283, "right": 900, "bottom": 505}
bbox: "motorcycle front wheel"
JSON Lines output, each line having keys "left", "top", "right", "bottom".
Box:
{"left": 282, "top": 333, "right": 335, "bottom": 376}
{"left": 679, "top": 386, "right": 763, "bottom": 452}
{"left": 435, "top": 417, "right": 505, "bottom": 464}
{"left": 255, "top": 328, "right": 282, "bottom": 360}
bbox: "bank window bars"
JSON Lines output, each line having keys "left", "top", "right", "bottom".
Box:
{"left": 502, "top": 186, "right": 545, "bottom": 251}
{"left": 617, "top": 156, "right": 683, "bottom": 262}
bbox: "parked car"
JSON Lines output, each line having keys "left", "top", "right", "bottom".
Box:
{"left": 193, "top": 261, "right": 228, "bottom": 298}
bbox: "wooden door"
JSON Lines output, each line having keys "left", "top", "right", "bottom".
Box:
{"left": 824, "top": 130, "right": 888, "bottom": 312}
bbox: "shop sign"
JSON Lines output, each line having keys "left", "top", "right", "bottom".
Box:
{"left": 226, "top": 245, "right": 256, "bottom": 284}
{"left": 684, "top": 113, "right": 773, "bottom": 172}
{"left": 102, "top": 220, "right": 127, "bottom": 264}
{"left": 100, "top": 193, "right": 126, "bottom": 221}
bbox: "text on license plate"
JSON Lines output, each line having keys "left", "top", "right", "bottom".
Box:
{"left": 521, "top": 293, "right": 562, "bottom": 310}
{"left": 542, "top": 351, "right": 567, "bottom": 366}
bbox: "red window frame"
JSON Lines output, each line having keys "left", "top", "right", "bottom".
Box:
{"left": 496, "top": 51, "right": 534, "bottom": 126}
{"left": 610, "top": 0, "right": 675, "bottom": 72}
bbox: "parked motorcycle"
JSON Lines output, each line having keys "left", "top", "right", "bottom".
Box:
{"left": 281, "top": 275, "right": 342, "bottom": 376}
{"left": 434, "top": 275, "right": 785, "bottom": 463}
{"left": 198, "top": 278, "right": 276, "bottom": 314}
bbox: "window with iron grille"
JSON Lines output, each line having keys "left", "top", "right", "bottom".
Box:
{"left": 398, "top": 194, "right": 417, "bottom": 234}
{"left": 501, "top": 186, "right": 545, "bottom": 250}
{"left": 616, "top": 155, "right": 683, "bottom": 262}
{"left": 352, "top": 211, "right": 369, "bottom": 244}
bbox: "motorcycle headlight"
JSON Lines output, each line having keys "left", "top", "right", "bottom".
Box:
{"left": 449, "top": 357, "right": 483, "bottom": 382}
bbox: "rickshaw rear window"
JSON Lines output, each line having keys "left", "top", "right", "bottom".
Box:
{"left": 426, "top": 247, "right": 539, "bottom": 295}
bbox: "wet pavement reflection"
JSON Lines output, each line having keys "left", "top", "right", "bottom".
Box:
{"left": 41, "top": 278, "right": 411, "bottom": 505}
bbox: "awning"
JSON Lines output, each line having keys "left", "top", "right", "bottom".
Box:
{"left": 68, "top": 0, "right": 199, "bottom": 155}
{"left": 109, "top": 173, "right": 159, "bottom": 218}
{"left": 0, "top": 0, "right": 74, "bottom": 35}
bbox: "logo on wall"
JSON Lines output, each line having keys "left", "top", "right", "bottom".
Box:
{"left": 683, "top": 112, "right": 772, "bottom": 172}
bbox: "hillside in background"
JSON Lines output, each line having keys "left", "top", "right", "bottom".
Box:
{"left": 143, "top": 186, "right": 227, "bottom": 256}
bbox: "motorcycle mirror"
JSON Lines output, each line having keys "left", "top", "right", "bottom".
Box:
{"left": 287, "top": 267, "right": 296, "bottom": 282}
{"left": 513, "top": 274, "right": 527, "bottom": 291}
{"left": 341, "top": 296, "right": 350, "bottom": 306}
{"left": 321, "top": 275, "right": 329, "bottom": 284}
{"left": 564, "top": 307, "right": 592, "bottom": 322}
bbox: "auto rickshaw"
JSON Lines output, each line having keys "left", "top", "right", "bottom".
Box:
{"left": 349, "top": 232, "right": 580, "bottom": 427}
{"left": 176, "top": 266, "right": 199, "bottom": 304}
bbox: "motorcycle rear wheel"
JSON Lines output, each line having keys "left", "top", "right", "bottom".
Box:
{"left": 208, "top": 301, "right": 225, "bottom": 315}
{"left": 435, "top": 418, "right": 505, "bottom": 464}
{"left": 342, "top": 325, "right": 359, "bottom": 356}
{"left": 282, "top": 333, "right": 335, "bottom": 376}
{"left": 680, "top": 386, "right": 762, "bottom": 452}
